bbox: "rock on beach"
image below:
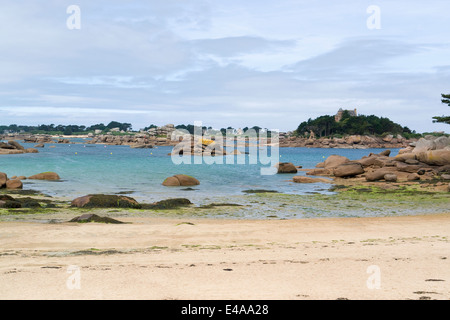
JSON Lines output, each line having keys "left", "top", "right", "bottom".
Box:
{"left": 276, "top": 162, "right": 298, "bottom": 174}
{"left": 27, "top": 172, "right": 60, "bottom": 180}
{"left": 0, "top": 140, "right": 39, "bottom": 155}
{"left": 293, "top": 176, "right": 332, "bottom": 183}
{"left": 71, "top": 194, "right": 141, "bottom": 209}
{"left": 162, "top": 174, "right": 200, "bottom": 186}
{"left": 333, "top": 163, "right": 364, "bottom": 178}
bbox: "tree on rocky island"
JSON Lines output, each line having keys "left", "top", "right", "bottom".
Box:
{"left": 295, "top": 112, "right": 411, "bottom": 138}
{"left": 432, "top": 93, "right": 450, "bottom": 125}
{"left": 106, "top": 121, "right": 132, "bottom": 132}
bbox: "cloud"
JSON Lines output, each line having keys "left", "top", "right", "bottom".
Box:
{"left": 0, "top": 1, "right": 449, "bottom": 133}
{"left": 285, "top": 38, "right": 422, "bottom": 79}
{"left": 190, "top": 36, "right": 296, "bottom": 57}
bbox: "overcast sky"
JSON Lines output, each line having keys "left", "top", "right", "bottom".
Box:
{"left": 1, "top": 0, "right": 449, "bottom": 133}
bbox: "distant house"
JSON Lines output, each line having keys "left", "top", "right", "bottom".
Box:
{"left": 335, "top": 108, "right": 357, "bottom": 122}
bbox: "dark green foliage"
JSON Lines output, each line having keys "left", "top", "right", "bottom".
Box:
{"left": 175, "top": 124, "right": 206, "bottom": 135}
{"left": 432, "top": 93, "right": 450, "bottom": 125}
{"left": 106, "top": 121, "right": 132, "bottom": 131}
{"left": 142, "top": 124, "right": 158, "bottom": 131}
{"left": 295, "top": 113, "right": 411, "bottom": 137}
{"left": 0, "top": 121, "right": 132, "bottom": 134}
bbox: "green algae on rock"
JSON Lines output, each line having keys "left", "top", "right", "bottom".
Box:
{"left": 140, "top": 198, "right": 192, "bottom": 210}
{"left": 69, "top": 213, "right": 125, "bottom": 224}
{"left": 71, "top": 194, "right": 142, "bottom": 209}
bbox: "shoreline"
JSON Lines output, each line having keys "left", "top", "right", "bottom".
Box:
{"left": 1, "top": 213, "right": 449, "bottom": 300}
{"left": 1, "top": 137, "right": 449, "bottom": 300}
{"left": 2, "top": 132, "right": 415, "bottom": 149}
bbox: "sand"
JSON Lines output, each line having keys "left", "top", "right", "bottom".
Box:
{"left": 0, "top": 214, "right": 449, "bottom": 300}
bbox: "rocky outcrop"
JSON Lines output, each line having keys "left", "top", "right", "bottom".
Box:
{"left": 333, "top": 163, "right": 365, "bottom": 177}
{"left": 71, "top": 194, "right": 141, "bottom": 209}
{"left": 306, "top": 147, "right": 450, "bottom": 184}
{"left": 22, "top": 135, "right": 54, "bottom": 144}
{"left": 0, "top": 172, "right": 23, "bottom": 189}
{"left": 0, "top": 195, "right": 22, "bottom": 208}
{"left": 279, "top": 134, "right": 416, "bottom": 149}
{"left": 365, "top": 168, "right": 398, "bottom": 181}
{"left": 162, "top": 174, "right": 200, "bottom": 187}
{"left": 0, "top": 140, "right": 39, "bottom": 155}
{"left": 169, "top": 138, "right": 229, "bottom": 156}
{"left": 292, "top": 176, "right": 332, "bottom": 183}
{"left": 140, "top": 198, "right": 192, "bottom": 210}
{"left": 411, "top": 136, "right": 450, "bottom": 153}
{"left": 88, "top": 133, "right": 171, "bottom": 147}
{"left": 383, "top": 173, "right": 398, "bottom": 182}
{"left": 305, "top": 168, "right": 332, "bottom": 176}
{"left": 7, "top": 140, "right": 24, "bottom": 150}
{"left": 415, "top": 150, "right": 450, "bottom": 166}
{"left": 0, "top": 172, "right": 7, "bottom": 187}
{"left": 0, "top": 195, "right": 42, "bottom": 208}
{"left": 69, "top": 214, "right": 125, "bottom": 224}
{"left": 394, "top": 135, "right": 450, "bottom": 166}
{"left": 28, "top": 172, "right": 60, "bottom": 180}
{"left": 87, "top": 125, "right": 178, "bottom": 147}
{"left": 323, "top": 155, "right": 350, "bottom": 168}
{"left": 276, "top": 162, "right": 298, "bottom": 174}
{"left": 129, "top": 144, "right": 154, "bottom": 149}
{"left": 5, "top": 179, "right": 23, "bottom": 189}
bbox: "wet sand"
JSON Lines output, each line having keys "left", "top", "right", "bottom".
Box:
{"left": 1, "top": 213, "right": 449, "bottom": 300}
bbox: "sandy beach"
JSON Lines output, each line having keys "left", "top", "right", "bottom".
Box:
{"left": 1, "top": 213, "right": 449, "bottom": 300}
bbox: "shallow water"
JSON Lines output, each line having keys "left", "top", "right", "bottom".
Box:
{"left": 0, "top": 140, "right": 399, "bottom": 204}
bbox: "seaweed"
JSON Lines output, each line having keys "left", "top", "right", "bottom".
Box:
{"left": 198, "top": 203, "right": 244, "bottom": 209}
{"left": 75, "top": 194, "right": 142, "bottom": 209}
{"left": 140, "top": 198, "right": 192, "bottom": 210}
{"left": 69, "top": 213, "right": 125, "bottom": 224}
{"left": 242, "top": 189, "right": 279, "bottom": 194}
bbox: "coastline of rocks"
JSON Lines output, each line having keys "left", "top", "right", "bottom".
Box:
{"left": 290, "top": 135, "right": 450, "bottom": 192}
{"left": 278, "top": 133, "right": 417, "bottom": 149}
{"left": 0, "top": 140, "right": 39, "bottom": 155}
{"left": 2, "top": 127, "right": 423, "bottom": 150}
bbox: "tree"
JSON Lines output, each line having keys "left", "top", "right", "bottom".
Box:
{"left": 106, "top": 121, "right": 132, "bottom": 131}
{"left": 86, "top": 123, "right": 106, "bottom": 132}
{"left": 143, "top": 124, "right": 157, "bottom": 131}
{"left": 294, "top": 112, "right": 410, "bottom": 137}
{"left": 432, "top": 93, "right": 450, "bottom": 125}
{"left": 63, "top": 126, "right": 73, "bottom": 135}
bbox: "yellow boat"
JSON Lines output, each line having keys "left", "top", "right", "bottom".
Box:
{"left": 199, "top": 138, "right": 215, "bottom": 146}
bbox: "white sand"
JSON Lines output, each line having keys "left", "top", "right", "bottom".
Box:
{"left": 1, "top": 214, "right": 449, "bottom": 300}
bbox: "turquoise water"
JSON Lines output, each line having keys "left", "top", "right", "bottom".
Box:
{"left": 0, "top": 139, "right": 399, "bottom": 204}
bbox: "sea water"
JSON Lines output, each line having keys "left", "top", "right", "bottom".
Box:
{"left": 0, "top": 139, "right": 399, "bottom": 204}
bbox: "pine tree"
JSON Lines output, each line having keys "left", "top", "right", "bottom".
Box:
{"left": 432, "top": 93, "right": 450, "bottom": 124}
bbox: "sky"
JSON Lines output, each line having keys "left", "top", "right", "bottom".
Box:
{"left": 0, "top": 0, "right": 449, "bottom": 133}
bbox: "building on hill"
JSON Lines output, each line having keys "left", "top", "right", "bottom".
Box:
{"left": 335, "top": 108, "right": 357, "bottom": 122}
